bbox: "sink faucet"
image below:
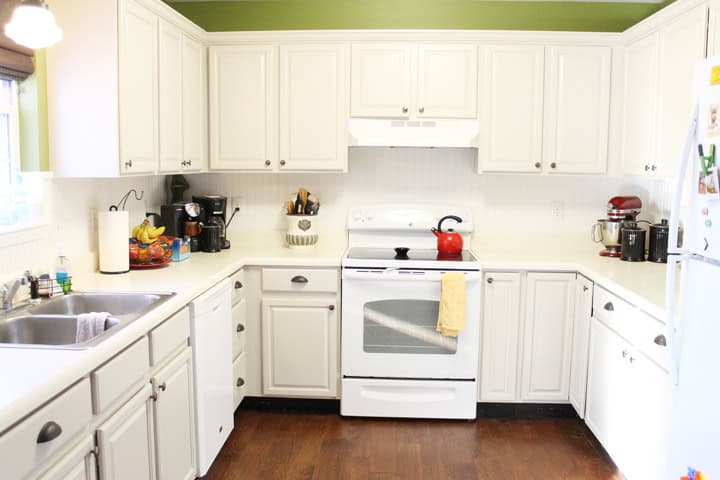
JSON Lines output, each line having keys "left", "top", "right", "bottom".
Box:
{"left": 1, "top": 270, "right": 31, "bottom": 312}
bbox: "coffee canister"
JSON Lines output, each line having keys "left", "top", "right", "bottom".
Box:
{"left": 648, "top": 219, "right": 670, "bottom": 263}
{"left": 621, "top": 227, "right": 646, "bottom": 262}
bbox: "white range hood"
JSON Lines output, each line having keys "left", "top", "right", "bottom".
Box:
{"left": 348, "top": 118, "right": 480, "bottom": 148}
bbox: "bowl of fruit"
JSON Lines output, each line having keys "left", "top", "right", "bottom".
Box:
{"left": 129, "top": 220, "right": 173, "bottom": 268}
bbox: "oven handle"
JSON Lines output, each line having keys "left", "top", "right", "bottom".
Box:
{"left": 342, "top": 270, "right": 482, "bottom": 282}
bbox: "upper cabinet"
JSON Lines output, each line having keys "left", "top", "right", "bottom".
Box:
{"left": 47, "top": 0, "right": 206, "bottom": 177}
{"left": 210, "top": 44, "right": 349, "bottom": 172}
{"left": 478, "top": 44, "right": 611, "bottom": 174}
{"left": 621, "top": 4, "right": 708, "bottom": 177}
{"left": 350, "top": 43, "right": 478, "bottom": 119}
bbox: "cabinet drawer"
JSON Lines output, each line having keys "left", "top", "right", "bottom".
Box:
{"left": 262, "top": 268, "right": 338, "bottom": 293}
{"left": 633, "top": 309, "right": 670, "bottom": 371}
{"left": 232, "top": 298, "right": 247, "bottom": 359}
{"left": 92, "top": 337, "right": 150, "bottom": 414}
{"left": 0, "top": 379, "right": 92, "bottom": 480}
{"left": 149, "top": 307, "right": 190, "bottom": 367}
{"left": 592, "top": 286, "right": 634, "bottom": 339}
{"left": 230, "top": 269, "right": 246, "bottom": 305}
{"left": 232, "top": 352, "right": 247, "bottom": 410}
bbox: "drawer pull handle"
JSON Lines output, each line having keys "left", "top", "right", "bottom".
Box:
{"left": 37, "top": 421, "right": 62, "bottom": 444}
{"left": 236, "top": 323, "right": 245, "bottom": 333}
{"left": 486, "top": 278, "right": 493, "bottom": 284}
{"left": 234, "top": 281, "right": 243, "bottom": 289}
{"left": 654, "top": 334, "right": 667, "bottom": 347}
{"left": 291, "top": 275, "right": 308, "bottom": 284}
{"left": 604, "top": 302, "right": 614, "bottom": 312}
{"left": 236, "top": 378, "right": 245, "bottom": 387}
{"left": 159, "top": 382, "right": 167, "bottom": 392}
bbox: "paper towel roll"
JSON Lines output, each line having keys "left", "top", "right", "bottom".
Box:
{"left": 98, "top": 211, "right": 130, "bottom": 274}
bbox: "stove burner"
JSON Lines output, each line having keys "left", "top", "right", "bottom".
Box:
{"left": 394, "top": 247, "right": 410, "bottom": 259}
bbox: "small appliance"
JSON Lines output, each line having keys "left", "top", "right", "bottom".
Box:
{"left": 193, "top": 195, "right": 230, "bottom": 250}
{"left": 160, "top": 203, "right": 189, "bottom": 239}
{"left": 592, "top": 196, "right": 643, "bottom": 257}
{"left": 648, "top": 219, "right": 669, "bottom": 263}
{"left": 431, "top": 215, "right": 464, "bottom": 255}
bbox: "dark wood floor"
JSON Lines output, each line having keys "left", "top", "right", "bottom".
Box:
{"left": 204, "top": 408, "right": 622, "bottom": 480}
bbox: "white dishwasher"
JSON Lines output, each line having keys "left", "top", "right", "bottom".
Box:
{"left": 189, "top": 278, "right": 233, "bottom": 477}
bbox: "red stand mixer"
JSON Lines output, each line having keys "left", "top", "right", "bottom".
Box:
{"left": 592, "top": 196, "right": 642, "bottom": 257}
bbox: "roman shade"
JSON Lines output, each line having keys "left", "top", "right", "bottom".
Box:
{"left": 0, "top": 1, "right": 34, "bottom": 81}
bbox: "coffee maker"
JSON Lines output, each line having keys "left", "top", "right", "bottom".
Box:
{"left": 193, "top": 195, "right": 230, "bottom": 251}
{"left": 592, "top": 196, "right": 642, "bottom": 257}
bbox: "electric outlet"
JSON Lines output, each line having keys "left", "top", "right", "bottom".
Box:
{"left": 231, "top": 196, "right": 243, "bottom": 213}
{"left": 551, "top": 201, "right": 564, "bottom": 220}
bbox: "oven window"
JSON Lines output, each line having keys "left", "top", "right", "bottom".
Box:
{"left": 363, "top": 299, "right": 457, "bottom": 354}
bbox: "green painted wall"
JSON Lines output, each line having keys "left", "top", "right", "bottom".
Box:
{"left": 169, "top": 0, "right": 673, "bottom": 32}
{"left": 18, "top": 49, "right": 49, "bottom": 172}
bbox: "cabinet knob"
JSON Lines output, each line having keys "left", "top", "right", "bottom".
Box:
{"left": 644, "top": 164, "right": 650, "bottom": 171}
{"left": 125, "top": 159, "right": 133, "bottom": 169}
{"left": 418, "top": 107, "right": 425, "bottom": 114}
{"left": 583, "top": 285, "right": 589, "bottom": 292}
{"left": 651, "top": 164, "right": 657, "bottom": 172}
{"left": 180, "top": 160, "right": 186, "bottom": 167}
{"left": 629, "top": 356, "right": 636, "bottom": 363}
{"left": 187, "top": 159, "right": 192, "bottom": 166}
{"left": 291, "top": 275, "right": 308, "bottom": 284}
{"left": 486, "top": 277, "right": 493, "bottom": 284}
{"left": 550, "top": 162, "right": 557, "bottom": 169}
{"left": 265, "top": 160, "right": 271, "bottom": 167}
{"left": 36, "top": 421, "right": 62, "bottom": 444}
{"left": 236, "top": 323, "right": 245, "bottom": 333}
{"left": 236, "top": 377, "right": 245, "bottom": 387}
{"left": 159, "top": 382, "right": 166, "bottom": 391}
{"left": 234, "top": 281, "right": 243, "bottom": 289}
{"left": 402, "top": 106, "right": 408, "bottom": 113}
{"left": 329, "top": 304, "right": 335, "bottom": 311}
{"left": 653, "top": 334, "right": 667, "bottom": 346}
{"left": 621, "top": 349, "right": 628, "bottom": 358}
{"left": 603, "top": 302, "right": 614, "bottom": 312}
{"left": 534, "top": 162, "right": 541, "bottom": 169}
{"left": 280, "top": 160, "right": 286, "bottom": 167}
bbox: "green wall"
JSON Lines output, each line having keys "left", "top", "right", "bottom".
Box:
{"left": 169, "top": 0, "right": 673, "bottom": 32}
{"left": 18, "top": 49, "right": 49, "bottom": 172}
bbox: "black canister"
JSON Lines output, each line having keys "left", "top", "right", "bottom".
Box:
{"left": 648, "top": 219, "right": 670, "bottom": 263}
{"left": 201, "top": 224, "right": 222, "bottom": 252}
{"left": 621, "top": 227, "right": 646, "bottom": 262}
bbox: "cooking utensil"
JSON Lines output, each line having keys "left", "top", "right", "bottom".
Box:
{"left": 431, "top": 215, "right": 463, "bottom": 255}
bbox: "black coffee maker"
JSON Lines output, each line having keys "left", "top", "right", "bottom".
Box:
{"left": 193, "top": 195, "right": 230, "bottom": 251}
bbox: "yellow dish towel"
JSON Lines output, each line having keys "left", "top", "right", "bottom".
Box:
{"left": 437, "top": 272, "right": 466, "bottom": 337}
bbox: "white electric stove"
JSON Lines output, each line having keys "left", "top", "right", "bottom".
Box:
{"left": 341, "top": 205, "right": 482, "bottom": 420}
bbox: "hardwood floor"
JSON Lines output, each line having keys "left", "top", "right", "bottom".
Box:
{"left": 204, "top": 408, "right": 623, "bottom": 480}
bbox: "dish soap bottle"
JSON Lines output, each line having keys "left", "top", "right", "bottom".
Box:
{"left": 55, "top": 254, "right": 71, "bottom": 294}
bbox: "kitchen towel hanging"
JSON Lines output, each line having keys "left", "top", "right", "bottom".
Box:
{"left": 436, "top": 272, "right": 466, "bottom": 337}
{"left": 98, "top": 210, "right": 130, "bottom": 274}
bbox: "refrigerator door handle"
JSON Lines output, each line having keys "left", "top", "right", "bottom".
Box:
{"left": 666, "top": 253, "right": 689, "bottom": 385}
{"left": 668, "top": 101, "right": 698, "bottom": 256}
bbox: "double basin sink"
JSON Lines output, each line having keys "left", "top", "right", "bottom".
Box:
{"left": 0, "top": 292, "right": 175, "bottom": 349}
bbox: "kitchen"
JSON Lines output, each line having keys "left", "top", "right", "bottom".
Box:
{"left": 0, "top": 0, "right": 716, "bottom": 479}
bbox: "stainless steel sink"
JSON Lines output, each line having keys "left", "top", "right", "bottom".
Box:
{"left": 0, "top": 314, "right": 122, "bottom": 348}
{"left": 0, "top": 291, "right": 175, "bottom": 349}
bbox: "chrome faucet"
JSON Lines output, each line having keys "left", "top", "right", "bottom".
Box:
{"left": 1, "top": 270, "right": 31, "bottom": 312}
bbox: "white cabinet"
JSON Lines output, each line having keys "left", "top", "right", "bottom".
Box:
{"left": 37, "top": 437, "right": 97, "bottom": 480}
{"left": 543, "top": 46, "right": 610, "bottom": 174}
{"left": 181, "top": 35, "right": 207, "bottom": 172}
{"left": 262, "top": 297, "right": 338, "bottom": 397}
{"left": 279, "top": 44, "right": 349, "bottom": 171}
{"left": 118, "top": 0, "right": 158, "bottom": 174}
{"left": 478, "top": 45, "right": 544, "bottom": 173}
{"left": 569, "top": 275, "right": 593, "bottom": 418}
{"left": 520, "top": 272, "right": 575, "bottom": 402}
{"left": 209, "top": 45, "right": 278, "bottom": 171}
{"left": 96, "top": 384, "right": 154, "bottom": 480}
{"left": 351, "top": 43, "right": 477, "bottom": 119}
{"left": 152, "top": 348, "right": 196, "bottom": 480}
{"left": 479, "top": 272, "right": 522, "bottom": 402}
{"left": 622, "top": 5, "right": 708, "bottom": 177}
{"left": 230, "top": 268, "right": 248, "bottom": 409}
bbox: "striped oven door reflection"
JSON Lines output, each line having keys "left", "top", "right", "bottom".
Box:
{"left": 363, "top": 300, "right": 457, "bottom": 355}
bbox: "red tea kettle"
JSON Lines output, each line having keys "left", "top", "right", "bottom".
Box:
{"left": 431, "top": 215, "right": 464, "bottom": 254}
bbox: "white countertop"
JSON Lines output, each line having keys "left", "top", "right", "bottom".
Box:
{"left": 0, "top": 231, "right": 671, "bottom": 434}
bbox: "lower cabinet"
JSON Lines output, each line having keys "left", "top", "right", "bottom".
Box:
{"left": 37, "top": 437, "right": 97, "bottom": 480}
{"left": 261, "top": 297, "right": 338, "bottom": 397}
{"left": 569, "top": 275, "right": 593, "bottom": 418}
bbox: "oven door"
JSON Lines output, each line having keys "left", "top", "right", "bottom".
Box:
{"left": 341, "top": 268, "right": 481, "bottom": 379}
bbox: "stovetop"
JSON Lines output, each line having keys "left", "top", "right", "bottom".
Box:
{"left": 343, "top": 247, "right": 480, "bottom": 270}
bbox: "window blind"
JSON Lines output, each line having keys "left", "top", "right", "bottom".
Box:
{"left": 0, "top": 1, "right": 34, "bottom": 81}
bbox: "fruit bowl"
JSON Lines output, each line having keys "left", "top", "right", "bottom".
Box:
{"left": 129, "top": 236, "right": 174, "bottom": 265}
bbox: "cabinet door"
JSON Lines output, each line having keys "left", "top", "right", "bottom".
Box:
{"left": 181, "top": 35, "right": 206, "bottom": 172}
{"left": 37, "top": 437, "right": 96, "bottom": 480}
{"left": 350, "top": 44, "right": 413, "bottom": 118}
{"left": 479, "top": 272, "right": 522, "bottom": 402}
{"left": 569, "top": 275, "right": 593, "bottom": 418}
{"left": 153, "top": 348, "right": 195, "bottom": 480}
{"left": 478, "top": 45, "right": 544, "bottom": 173}
{"left": 543, "top": 46, "right": 610, "bottom": 174}
{"left": 520, "top": 272, "right": 575, "bottom": 402}
{"left": 119, "top": 0, "right": 158, "bottom": 174}
{"left": 97, "top": 384, "right": 154, "bottom": 480}
{"left": 585, "top": 319, "right": 632, "bottom": 468}
{"left": 158, "top": 20, "right": 183, "bottom": 173}
{"left": 262, "top": 297, "right": 338, "bottom": 397}
{"left": 279, "top": 44, "right": 349, "bottom": 171}
{"left": 209, "top": 45, "right": 278, "bottom": 171}
{"left": 621, "top": 33, "right": 659, "bottom": 176}
{"left": 654, "top": 5, "right": 708, "bottom": 177}
{"left": 417, "top": 44, "right": 478, "bottom": 119}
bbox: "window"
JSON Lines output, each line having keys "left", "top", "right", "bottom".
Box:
{"left": 0, "top": 78, "right": 22, "bottom": 226}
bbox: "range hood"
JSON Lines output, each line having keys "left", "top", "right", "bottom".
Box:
{"left": 348, "top": 118, "right": 480, "bottom": 148}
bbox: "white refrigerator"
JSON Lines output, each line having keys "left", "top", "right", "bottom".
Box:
{"left": 665, "top": 56, "right": 720, "bottom": 479}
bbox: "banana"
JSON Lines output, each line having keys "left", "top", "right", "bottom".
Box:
{"left": 139, "top": 225, "right": 151, "bottom": 244}
{"left": 146, "top": 225, "right": 165, "bottom": 239}
{"left": 131, "top": 224, "right": 141, "bottom": 238}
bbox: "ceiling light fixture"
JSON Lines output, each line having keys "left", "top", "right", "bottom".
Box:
{"left": 4, "top": 0, "right": 62, "bottom": 50}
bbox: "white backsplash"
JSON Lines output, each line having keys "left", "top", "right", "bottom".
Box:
{"left": 1, "top": 147, "right": 675, "bottom": 282}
